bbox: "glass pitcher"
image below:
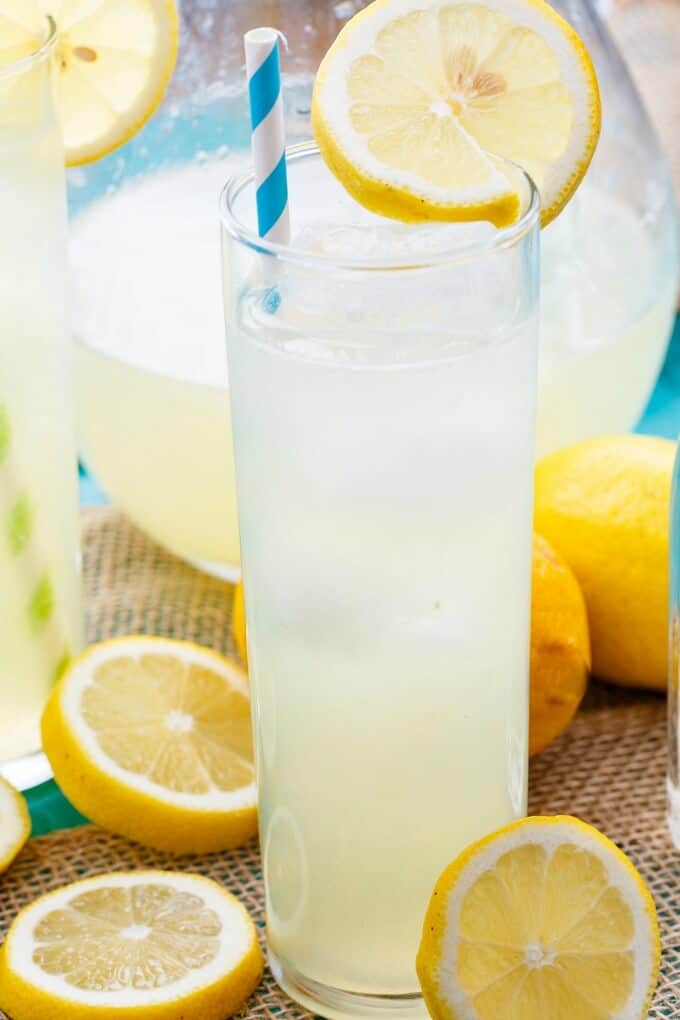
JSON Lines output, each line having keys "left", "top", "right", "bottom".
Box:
{"left": 70, "top": 0, "right": 679, "bottom": 575}
{"left": 538, "top": 0, "right": 679, "bottom": 455}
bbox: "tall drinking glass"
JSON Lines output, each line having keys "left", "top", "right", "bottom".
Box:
{"left": 0, "top": 22, "right": 83, "bottom": 789}
{"left": 222, "top": 144, "right": 540, "bottom": 1018}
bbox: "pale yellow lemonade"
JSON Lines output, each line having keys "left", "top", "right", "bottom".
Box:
{"left": 71, "top": 161, "right": 245, "bottom": 575}
{"left": 221, "top": 148, "right": 539, "bottom": 1005}
{"left": 72, "top": 169, "right": 676, "bottom": 571}
{"left": 0, "top": 44, "right": 82, "bottom": 772}
{"left": 537, "top": 185, "right": 678, "bottom": 455}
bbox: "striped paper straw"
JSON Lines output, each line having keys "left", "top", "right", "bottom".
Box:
{"left": 244, "top": 27, "right": 291, "bottom": 244}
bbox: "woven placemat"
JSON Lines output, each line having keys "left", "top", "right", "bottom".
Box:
{"left": 1, "top": 508, "right": 678, "bottom": 1018}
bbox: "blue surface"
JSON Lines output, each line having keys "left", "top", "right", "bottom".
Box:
{"left": 636, "top": 315, "right": 680, "bottom": 440}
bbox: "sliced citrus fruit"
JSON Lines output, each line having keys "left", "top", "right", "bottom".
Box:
{"left": 41, "top": 637, "right": 256, "bottom": 854}
{"left": 0, "top": 870, "right": 263, "bottom": 1020}
{"left": 0, "top": 776, "right": 30, "bottom": 874}
{"left": 417, "top": 815, "right": 659, "bottom": 1020}
{"left": 312, "top": 0, "right": 601, "bottom": 227}
{"left": 0, "top": 0, "right": 179, "bottom": 166}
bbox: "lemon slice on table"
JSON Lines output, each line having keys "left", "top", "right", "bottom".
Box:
{"left": 0, "top": 776, "right": 30, "bottom": 874}
{"left": 0, "top": 0, "right": 179, "bottom": 166}
{"left": 0, "top": 871, "right": 263, "bottom": 1020}
{"left": 312, "top": 0, "right": 601, "bottom": 227}
{"left": 417, "top": 815, "right": 659, "bottom": 1020}
{"left": 41, "top": 637, "right": 256, "bottom": 854}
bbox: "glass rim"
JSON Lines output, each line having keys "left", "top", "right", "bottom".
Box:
{"left": 220, "top": 141, "right": 540, "bottom": 271}
{"left": 0, "top": 16, "right": 57, "bottom": 82}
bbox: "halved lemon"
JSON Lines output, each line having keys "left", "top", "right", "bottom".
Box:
{"left": 0, "top": 776, "right": 30, "bottom": 874}
{"left": 0, "top": 0, "right": 179, "bottom": 166}
{"left": 0, "top": 870, "right": 263, "bottom": 1020}
{"left": 417, "top": 815, "right": 659, "bottom": 1019}
{"left": 312, "top": 0, "right": 601, "bottom": 226}
{"left": 41, "top": 637, "right": 257, "bottom": 854}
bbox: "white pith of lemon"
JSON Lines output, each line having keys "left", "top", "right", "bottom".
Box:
{"left": 0, "top": 0, "right": 178, "bottom": 166}
{"left": 417, "top": 815, "right": 659, "bottom": 1020}
{"left": 41, "top": 636, "right": 257, "bottom": 854}
{"left": 312, "top": 0, "right": 601, "bottom": 227}
{"left": 0, "top": 871, "right": 263, "bottom": 1020}
{"left": 0, "top": 776, "right": 30, "bottom": 874}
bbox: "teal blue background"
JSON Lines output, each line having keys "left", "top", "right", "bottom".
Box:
{"left": 26, "top": 314, "right": 680, "bottom": 837}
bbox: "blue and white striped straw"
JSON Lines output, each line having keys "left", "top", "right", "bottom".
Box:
{"left": 244, "top": 28, "right": 290, "bottom": 245}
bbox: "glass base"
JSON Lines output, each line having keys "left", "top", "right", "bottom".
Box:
{"left": 268, "top": 950, "right": 429, "bottom": 1020}
{"left": 1, "top": 750, "right": 52, "bottom": 791}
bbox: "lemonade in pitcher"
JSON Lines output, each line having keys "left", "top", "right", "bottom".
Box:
{"left": 70, "top": 1, "right": 678, "bottom": 573}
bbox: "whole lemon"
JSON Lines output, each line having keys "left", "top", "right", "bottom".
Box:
{"left": 535, "top": 435, "right": 675, "bottom": 690}
{"left": 530, "top": 535, "right": 590, "bottom": 755}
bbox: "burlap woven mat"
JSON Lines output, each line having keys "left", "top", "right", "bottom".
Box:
{"left": 0, "top": 508, "right": 678, "bottom": 1017}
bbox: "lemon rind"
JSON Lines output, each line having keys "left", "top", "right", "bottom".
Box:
{"left": 0, "top": 777, "right": 30, "bottom": 874}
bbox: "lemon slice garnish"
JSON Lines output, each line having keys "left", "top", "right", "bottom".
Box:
{"left": 0, "top": 0, "right": 178, "bottom": 166}
{"left": 41, "top": 637, "right": 256, "bottom": 854}
{"left": 417, "top": 815, "right": 660, "bottom": 1020}
{"left": 312, "top": 0, "right": 601, "bottom": 226}
{"left": 0, "top": 776, "right": 30, "bottom": 874}
{"left": 0, "top": 871, "right": 263, "bottom": 1020}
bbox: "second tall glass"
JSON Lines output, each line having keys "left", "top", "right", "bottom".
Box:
{"left": 222, "top": 145, "right": 540, "bottom": 1018}
{"left": 0, "top": 19, "right": 83, "bottom": 790}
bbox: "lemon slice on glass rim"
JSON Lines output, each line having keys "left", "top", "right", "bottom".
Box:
{"left": 0, "top": 0, "right": 179, "bottom": 166}
{"left": 0, "top": 871, "right": 263, "bottom": 1020}
{"left": 312, "top": 0, "right": 601, "bottom": 227}
{"left": 417, "top": 815, "right": 660, "bottom": 1020}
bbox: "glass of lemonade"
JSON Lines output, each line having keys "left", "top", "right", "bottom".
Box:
{"left": 221, "top": 144, "right": 540, "bottom": 1018}
{"left": 0, "top": 21, "right": 83, "bottom": 789}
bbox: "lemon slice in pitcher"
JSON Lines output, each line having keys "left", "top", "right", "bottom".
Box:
{"left": 41, "top": 637, "right": 256, "bottom": 854}
{"left": 312, "top": 0, "right": 601, "bottom": 226}
{"left": 0, "top": 871, "right": 263, "bottom": 1020}
{"left": 0, "top": 0, "right": 179, "bottom": 165}
{"left": 417, "top": 815, "right": 660, "bottom": 1020}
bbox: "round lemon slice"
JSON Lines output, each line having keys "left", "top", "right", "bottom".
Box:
{"left": 417, "top": 815, "right": 659, "bottom": 1020}
{"left": 41, "top": 637, "right": 257, "bottom": 854}
{"left": 312, "top": 0, "right": 601, "bottom": 227}
{"left": 0, "top": 0, "right": 179, "bottom": 166}
{"left": 0, "top": 870, "right": 263, "bottom": 1020}
{"left": 0, "top": 776, "right": 30, "bottom": 874}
